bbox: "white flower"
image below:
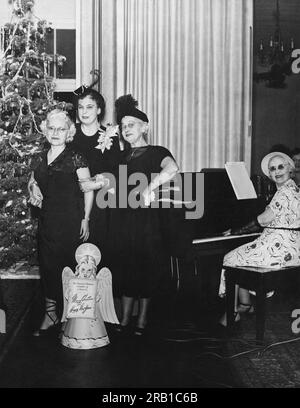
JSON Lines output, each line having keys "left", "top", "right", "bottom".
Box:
{"left": 5, "top": 200, "right": 13, "bottom": 207}
{"left": 95, "top": 125, "right": 119, "bottom": 153}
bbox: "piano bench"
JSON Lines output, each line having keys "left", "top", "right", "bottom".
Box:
{"left": 224, "top": 264, "right": 300, "bottom": 343}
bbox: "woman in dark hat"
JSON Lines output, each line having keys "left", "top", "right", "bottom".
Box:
{"left": 107, "top": 94, "right": 179, "bottom": 335}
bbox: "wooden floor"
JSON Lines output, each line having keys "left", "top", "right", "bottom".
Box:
{"left": 0, "top": 277, "right": 300, "bottom": 390}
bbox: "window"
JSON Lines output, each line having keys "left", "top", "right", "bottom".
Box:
{"left": 46, "top": 28, "right": 76, "bottom": 92}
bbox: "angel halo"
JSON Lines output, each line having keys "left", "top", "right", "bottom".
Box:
{"left": 61, "top": 243, "right": 119, "bottom": 349}
{"left": 75, "top": 243, "right": 101, "bottom": 265}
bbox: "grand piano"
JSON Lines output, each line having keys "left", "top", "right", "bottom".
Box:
{"left": 191, "top": 169, "right": 266, "bottom": 255}
{"left": 161, "top": 169, "right": 268, "bottom": 299}
{"left": 162, "top": 168, "right": 266, "bottom": 257}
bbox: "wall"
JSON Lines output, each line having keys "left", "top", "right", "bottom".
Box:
{"left": 252, "top": 0, "right": 300, "bottom": 174}
{"left": 252, "top": 76, "right": 300, "bottom": 174}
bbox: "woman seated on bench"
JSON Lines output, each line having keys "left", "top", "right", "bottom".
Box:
{"left": 219, "top": 151, "right": 300, "bottom": 326}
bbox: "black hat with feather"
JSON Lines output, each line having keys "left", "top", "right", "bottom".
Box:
{"left": 115, "top": 94, "right": 149, "bottom": 125}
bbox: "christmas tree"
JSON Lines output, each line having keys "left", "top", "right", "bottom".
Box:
{"left": 0, "top": 0, "right": 69, "bottom": 270}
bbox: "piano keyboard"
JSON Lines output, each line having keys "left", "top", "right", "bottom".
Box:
{"left": 193, "top": 232, "right": 260, "bottom": 245}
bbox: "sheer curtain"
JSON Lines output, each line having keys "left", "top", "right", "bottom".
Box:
{"left": 100, "top": 0, "right": 253, "bottom": 172}
{"left": 76, "top": 0, "right": 101, "bottom": 88}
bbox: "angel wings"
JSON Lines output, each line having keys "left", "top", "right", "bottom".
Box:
{"left": 61, "top": 266, "right": 119, "bottom": 325}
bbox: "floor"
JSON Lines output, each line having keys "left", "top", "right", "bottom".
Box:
{"left": 1, "top": 274, "right": 300, "bottom": 389}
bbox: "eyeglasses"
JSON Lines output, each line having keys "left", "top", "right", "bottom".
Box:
{"left": 47, "top": 126, "right": 68, "bottom": 135}
{"left": 268, "top": 164, "right": 286, "bottom": 172}
{"left": 121, "top": 121, "right": 139, "bottom": 130}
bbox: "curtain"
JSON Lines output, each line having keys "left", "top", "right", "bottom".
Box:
{"left": 76, "top": 0, "right": 101, "bottom": 89}
{"left": 100, "top": 0, "right": 253, "bottom": 172}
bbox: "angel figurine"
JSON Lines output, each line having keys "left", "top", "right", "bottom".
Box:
{"left": 61, "top": 243, "right": 119, "bottom": 349}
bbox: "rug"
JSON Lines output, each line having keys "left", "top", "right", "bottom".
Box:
{"left": 225, "top": 295, "right": 300, "bottom": 388}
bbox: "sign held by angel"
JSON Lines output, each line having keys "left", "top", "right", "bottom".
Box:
{"left": 61, "top": 243, "right": 119, "bottom": 349}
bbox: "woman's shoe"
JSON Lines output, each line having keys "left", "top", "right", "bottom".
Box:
{"left": 219, "top": 311, "right": 240, "bottom": 327}
{"left": 114, "top": 323, "right": 131, "bottom": 335}
{"left": 33, "top": 299, "right": 60, "bottom": 337}
{"left": 237, "top": 302, "right": 255, "bottom": 315}
{"left": 134, "top": 327, "right": 145, "bottom": 336}
{"left": 134, "top": 324, "right": 148, "bottom": 336}
{"left": 33, "top": 323, "right": 60, "bottom": 337}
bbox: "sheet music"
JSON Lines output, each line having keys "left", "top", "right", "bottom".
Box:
{"left": 225, "top": 162, "right": 257, "bottom": 200}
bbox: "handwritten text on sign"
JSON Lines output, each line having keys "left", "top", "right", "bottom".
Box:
{"left": 66, "top": 279, "right": 97, "bottom": 319}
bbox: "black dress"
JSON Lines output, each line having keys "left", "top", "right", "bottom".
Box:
{"left": 32, "top": 147, "right": 88, "bottom": 310}
{"left": 70, "top": 124, "right": 121, "bottom": 177}
{"left": 106, "top": 145, "right": 174, "bottom": 298}
{"left": 69, "top": 124, "right": 122, "bottom": 260}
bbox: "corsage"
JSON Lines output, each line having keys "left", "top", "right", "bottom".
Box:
{"left": 95, "top": 125, "right": 119, "bottom": 153}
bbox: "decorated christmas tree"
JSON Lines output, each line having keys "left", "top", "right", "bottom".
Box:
{"left": 0, "top": 0, "right": 69, "bottom": 270}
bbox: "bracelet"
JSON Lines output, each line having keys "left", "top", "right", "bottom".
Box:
{"left": 82, "top": 218, "right": 89, "bottom": 221}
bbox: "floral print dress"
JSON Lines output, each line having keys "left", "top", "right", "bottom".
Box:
{"left": 219, "top": 179, "right": 300, "bottom": 297}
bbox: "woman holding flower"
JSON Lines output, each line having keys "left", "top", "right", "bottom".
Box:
{"left": 71, "top": 87, "right": 121, "bottom": 177}
{"left": 70, "top": 88, "right": 121, "bottom": 256}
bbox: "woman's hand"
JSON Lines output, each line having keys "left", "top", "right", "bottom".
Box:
{"left": 80, "top": 219, "right": 90, "bottom": 241}
{"left": 222, "top": 229, "right": 232, "bottom": 236}
{"left": 28, "top": 184, "right": 43, "bottom": 208}
{"left": 79, "top": 179, "right": 98, "bottom": 193}
{"left": 142, "top": 187, "right": 155, "bottom": 207}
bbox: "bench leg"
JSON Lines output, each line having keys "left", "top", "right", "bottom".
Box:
{"left": 0, "top": 285, "right": 6, "bottom": 333}
{"left": 255, "top": 280, "right": 266, "bottom": 344}
{"left": 226, "top": 271, "right": 236, "bottom": 332}
{"left": 0, "top": 309, "right": 6, "bottom": 334}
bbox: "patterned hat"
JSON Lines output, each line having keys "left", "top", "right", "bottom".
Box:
{"left": 75, "top": 243, "right": 101, "bottom": 266}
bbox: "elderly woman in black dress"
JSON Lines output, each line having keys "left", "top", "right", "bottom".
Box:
{"left": 29, "top": 109, "right": 93, "bottom": 336}
{"left": 29, "top": 88, "right": 122, "bottom": 263}
{"left": 107, "top": 95, "right": 179, "bottom": 335}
